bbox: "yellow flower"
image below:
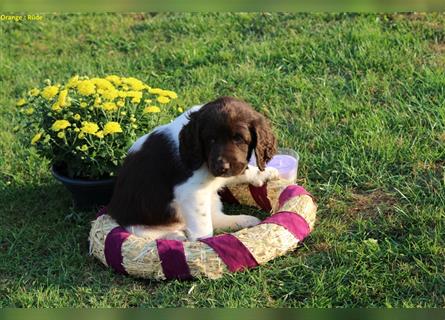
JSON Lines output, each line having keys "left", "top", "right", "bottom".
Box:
{"left": 29, "top": 88, "right": 40, "bottom": 96}
{"left": 78, "top": 132, "right": 85, "bottom": 139}
{"left": 95, "top": 130, "right": 104, "bottom": 139}
{"left": 42, "top": 86, "right": 59, "bottom": 100}
{"left": 102, "top": 88, "right": 119, "bottom": 100}
{"left": 80, "top": 102, "right": 88, "bottom": 108}
{"left": 77, "top": 80, "right": 96, "bottom": 96}
{"left": 66, "top": 75, "right": 80, "bottom": 88}
{"left": 122, "top": 77, "right": 145, "bottom": 91}
{"left": 163, "top": 90, "right": 178, "bottom": 99}
{"left": 144, "top": 99, "right": 152, "bottom": 103}
{"left": 131, "top": 97, "right": 141, "bottom": 104}
{"left": 178, "top": 107, "right": 184, "bottom": 113}
{"left": 57, "top": 131, "right": 65, "bottom": 139}
{"left": 120, "top": 111, "right": 127, "bottom": 116}
{"left": 58, "top": 89, "right": 69, "bottom": 107}
{"left": 126, "top": 91, "right": 142, "bottom": 100}
{"left": 74, "top": 128, "right": 80, "bottom": 132}
{"left": 143, "top": 106, "right": 161, "bottom": 114}
{"left": 148, "top": 88, "right": 163, "bottom": 95}
{"left": 51, "top": 120, "right": 71, "bottom": 132}
{"left": 52, "top": 102, "right": 61, "bottom": 112}
{"left": 73, "top": 114, "right": 81, "bottom": 121}
{"left": 81, "top": 121, "right": 99, "bottom": 135}
{"left": 117, "top": 100, "right": 125, "bottom": 107}
{"left": 130, "top": 116, "right": 136, "bottom": 123}
{"left": 157, "top": 96, "right": 170, "bottom": 104}
{"left": 31, "top": 132, "right": 42, "bottom": 145}
{"left": 105, "top": 75, "right": 121, "bottom": 85}
{"left": 103, "top": 122, "right": 123, "bottom": 135}
{"left": 102, "top": 102, "right": 117, "bottom": 111}
{"left": 25, "top": 108, "right": 34, "bottom": 115}
{"left": 16, "top": 98, "right": 27, "bottom": 107}
{"left": 91, "top": 78, "right": 114, "bottom": 90}
{"left": 80, "top": 144, "right": 88, "bottom": 152}
{"left": 94, "top": 97, "right": 102, "bottom": 106}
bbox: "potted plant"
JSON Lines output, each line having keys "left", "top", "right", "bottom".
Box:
{"left": 16, "top": 75, "right": 181, "bottom": 209}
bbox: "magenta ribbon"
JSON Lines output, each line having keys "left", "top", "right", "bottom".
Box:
{"left": 278, "top": 185, "right": 313, "bottom": 209}
{"left": 156, "top": 239, "right": 192, "bottom": 280}
{"left": 261, "top": 211, "right": 310, "bottom": 241}
{"left": 104, "top": 226, "right": 131, "bottom": 275}
{"left": 200, "top": 234, "right": 259, "bottom": 272}
{"left": 248, "top": 183, "right": 272, "bottom": 212}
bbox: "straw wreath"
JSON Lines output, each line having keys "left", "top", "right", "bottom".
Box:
{"left": 89, "top": 178, "right": 317, "bottom": 280}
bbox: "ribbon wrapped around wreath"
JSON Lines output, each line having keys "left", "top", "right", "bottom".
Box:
{"left": 89, "top": 178, "right": 317, "bottom": 280}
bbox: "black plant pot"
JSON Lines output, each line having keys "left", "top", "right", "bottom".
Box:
{"left": 51, "top": 165, "right": 115, "bottom": 210}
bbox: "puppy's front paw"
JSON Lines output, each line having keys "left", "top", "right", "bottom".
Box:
{"left": 264, "top": 167, "right": 280, "bottom": 181}
{"left": 233, "top": 215, "right": 261, "bottom": 229}
{"left": 250, "top": 167, "right": 280, "bottom": 187}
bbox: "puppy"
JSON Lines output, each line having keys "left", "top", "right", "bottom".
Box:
{"left": 108, "top": 96, "right": 279, "bottom": 241}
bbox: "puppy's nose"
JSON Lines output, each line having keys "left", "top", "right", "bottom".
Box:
{"left": 216, "top": 159, "right": 230, "bottom": 175}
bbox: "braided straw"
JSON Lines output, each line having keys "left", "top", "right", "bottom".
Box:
{"left": 89, "top": 179, "right": 317, "bottom": 280}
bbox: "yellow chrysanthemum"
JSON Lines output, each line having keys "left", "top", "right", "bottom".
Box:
{"left": 143, "top": 106, "right": 161, "bottom": 114}
{"left": 66, "top": 75, "right": 80, "bottom": 88}
{"left": 80, "top": 102, "right": 88, "bottom": 108}
{"left": 117, "top": 100, "right": 125, "bottom": 107}
{"left": 80, "top": 121, "right": 99, "bottom": 135}
{"left": 91, "top": 78, "right": 114, "bottom": 91}
{"left": 77, "top": 80, "right": 96, "bottom": 96}
{"left": 31, "top": 132, "right": 42, "bottom": 145}
{"left": 52, "top": 102, "right": 61, "bottom": 112}
{"left": 102, "top": 102, "right": 117, "bottom": 111}
{"left": 131, "top": 97, "right": 141, "bottom": 104}
{"left": 103, "top": 122, "right": 123, "bottom": 135}
{"left": 178, "top": 107, "right": 184, "bottom": 113}
{"left": 122, "top": 77, "right": 145, "bottom": 91}
{"left": 51, "top": 120, "right": 71, "bottom": 132}
{"left": 126, "top": 91, "right": 142, "bottom": 100}
{"left": 58, "top": 89, "right": 69, "bottom": 107}
{"left": 73, "top": 114, "right": 81, "bottom": 121}
{"left": 42, "top": 86, "right": 59, "bottom": 100}
{"left": 102, "top": 88, "right": 119, "bottom": 100}
{"left": 57, "top": 131, "right": 65, "bottom": 139}
{"left": 105, "top": 75, "right": 121, "bottom": 85}
{"left": 95, "top": 130, "right": 104, "bottom": 139}
{"left": 29, "top": 88, "right": 40, "bottom": 96}
{"left": 120, "top": 111, "right": 127, "bottom": 116}
{"left": 25, "top": 108, "right": 34, "bottom": 115}
{"left": 148, "top": 88, "right": 164, "bottom": 95}
{"left": 94, "top": 97, "right": 102, "bottom": 106}
{"left": 157, "top": 96, "right": 170, "bottom": 104}
{"left": 74, "top": 128, "right": 80, "bottom": 132}
{"left": 80, "top": 144, "right": 88, "bottom": 151}
{"left": 162, "top": 90, "right": 178, "bottom": 99}
{"left": 16, "top": 98, "right": 26, "bottom": 107}
{"left": 78, "top": 132, "right": 85, "bottom": 139}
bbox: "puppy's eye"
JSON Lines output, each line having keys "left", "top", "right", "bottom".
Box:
{"left": 233, "top": 133, "right": 245, "bottom": 144}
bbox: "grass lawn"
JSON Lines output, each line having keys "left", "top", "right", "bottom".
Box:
{"left": 0, "top": 13, "right": 444, "bottom": 307}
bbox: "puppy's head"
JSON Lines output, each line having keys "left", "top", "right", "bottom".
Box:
{"left": 179, "top": 96, "right": 277, "bottom": 177}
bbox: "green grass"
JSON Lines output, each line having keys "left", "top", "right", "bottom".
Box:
{"left": 1, "top": 12, "right": 444, "bottom": 307}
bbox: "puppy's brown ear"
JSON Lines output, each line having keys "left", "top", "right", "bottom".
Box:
{"left": 251, "top": 115, "right": 277, "bottom": 171}
{"left": 179, "top": 111, "right": 204, "bottom": 170}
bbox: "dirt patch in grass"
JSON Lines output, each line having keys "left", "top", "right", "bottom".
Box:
{"left": 347, "top": 190, "right": 398, "bottom": 220}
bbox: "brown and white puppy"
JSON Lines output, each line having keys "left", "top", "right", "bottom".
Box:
{"left": 108, "top": 96, "right": 279, "bottom": 240}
